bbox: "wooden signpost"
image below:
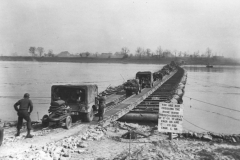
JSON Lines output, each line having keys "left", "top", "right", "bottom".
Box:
{"left": 158, "top": 102, "right": 183, "bottom": 140}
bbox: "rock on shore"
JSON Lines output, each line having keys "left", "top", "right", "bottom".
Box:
{"left": 0, "top": 121, "right": 240, "bottom": 160}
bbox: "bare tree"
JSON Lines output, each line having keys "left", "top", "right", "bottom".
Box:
{"left": 178, "top": 51, "right": 182, "bottom": 57}
{"left": 29, "top": 47, "right": 36, "bottom": 56}
{"left": 174, "top": 50, "right": 177, "bottom": 57}
{"left": 183, "top": 52, "right": 188, "bottom": 57}
{"left": 47, "top": 50, "right": 54, "bottom": 57}
{"left": 121, "top": 47, "right": 130, "bottom": 55}
{"left": 156, "top": 46, "right": 162, "bottom": 58}
{"left": 37, "top": 47, "right": 44, "bottom": 57}
{"left": 94, "top": 52, "right": 99, "bottom": 57}
{"left": 146, "top": 48, "right": 151, "bottom": 57}
{"left": 193, "top": 51, "right": 200, "bottom": 58}
{"left": 141, "top": 48, "right": 147, "bottom": 57}
{"left": 136, "top": 47, "right": 142, "bottom": 58}
{"left": 206, "top": 48, "right": 212, "bottom": 58}
{"left": 86, "top": 52, "right": 90, "bottom": 57}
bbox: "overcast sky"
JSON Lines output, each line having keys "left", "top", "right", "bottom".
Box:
{"left": 0, "top": 0, "right": 240, "bottom": 58}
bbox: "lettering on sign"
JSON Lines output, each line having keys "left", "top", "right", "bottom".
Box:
{"left": 158, "top": 102, "right": 183, "bottom": 133}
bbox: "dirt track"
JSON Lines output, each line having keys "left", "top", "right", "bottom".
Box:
{"left": 1, "top": 121, "right": 240, "bottom": 160}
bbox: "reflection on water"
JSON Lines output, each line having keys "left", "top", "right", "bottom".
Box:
{"left": 184, "top": 65, "right": 224, "bottom": 73}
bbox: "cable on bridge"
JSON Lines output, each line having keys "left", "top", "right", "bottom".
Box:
{"left": 189, "top": 106, "right": 240, "bottom": 122}
{"left": 183, "top": 118, "right": 212, "bottom": 132}
{"left": 187, "top": 76, "right": 240, "bottom": 89}
{"left": 184, "top": 95, "right": 240, "bottom": 113}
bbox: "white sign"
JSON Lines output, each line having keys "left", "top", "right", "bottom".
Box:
{"left": 158, "top": 102, "right": 183, "bottom": 133}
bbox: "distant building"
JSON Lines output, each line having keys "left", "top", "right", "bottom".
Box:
{"left": 57, "top": 51, "right": 71, "bottom": 57}
{"left": 99, "top": 53, "right": 112, "bottom": 58}
{"left": 112, "top": 54, "right": 124, "bottom": 58}
{"left": 212, "top": 56, "right": 224, "bottom": 59}
{"left": 111, "top": 52, "right": 125, "bottom": 58}
{"left": 79, "top": 52, "right": 91, "bottom": 57}
{"left": 163, "top": 51, "right": 174, "bottom": 57}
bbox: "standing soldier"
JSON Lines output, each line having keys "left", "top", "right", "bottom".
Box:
{"left": 97, "top": 92, "right": 106, "bottom": 121}
{"left": 14, "top": 93, "right": 33, "bottom": 138}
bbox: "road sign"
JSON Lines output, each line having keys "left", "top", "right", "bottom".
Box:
{"left": 158, "top": 102, "right": 183, "bottom": 133}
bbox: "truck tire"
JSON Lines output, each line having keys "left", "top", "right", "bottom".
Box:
{"left": 65, "top": 116, "right": 72, "bottom": 129}
{"left": 0, "top": 126, "right": 3, "bottom": 146}
{"left": 84, "top": 108, "right": 94, "bottom": 122}
{"left": 42, "top": 115, "right": 49, "bottom": 128}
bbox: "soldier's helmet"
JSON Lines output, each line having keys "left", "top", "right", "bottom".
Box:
{"left": 24, "top": 93, "right": 30, "bottom": 98}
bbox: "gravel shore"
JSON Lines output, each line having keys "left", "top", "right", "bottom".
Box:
{"left": 0, "top": 121, "right": 240, "bottom": 160}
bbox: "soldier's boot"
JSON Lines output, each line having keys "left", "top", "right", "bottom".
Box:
{"left": 26, "top": 129, "right": 33, "bottom": 138}
{"left": 15, "top": 129, "right": 20, "bottom": 137}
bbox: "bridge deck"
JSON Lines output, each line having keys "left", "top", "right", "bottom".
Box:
{"left": 98, "top": 70, "right": 178, "bottom": 127}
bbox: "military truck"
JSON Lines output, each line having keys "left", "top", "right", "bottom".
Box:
{"left": 153, "top": 71, "right": 163, "bottom": 81}
{"left": 123, "top": 79, "right": 141, "bottom": 96}
{"left": 136, "top": 71, "right": 154, "bottom": 88}
{"left": 42, "top": 85, "right": 98, "bottom": 129}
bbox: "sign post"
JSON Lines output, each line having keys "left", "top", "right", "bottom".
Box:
{"left": 158, "top": 102, "right": 183, "bottom": 139}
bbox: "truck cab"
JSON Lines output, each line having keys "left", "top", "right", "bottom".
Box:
{"left": 136, "top": 71, "right": 153, "bottom": 88}
{"left": 51, "top": 84, "right": 98, "bottom": 122}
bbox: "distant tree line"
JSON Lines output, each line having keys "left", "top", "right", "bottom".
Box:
{"left": 28, "top": 46, "right": 219, "bottom": 59}
{"left": 29, "top": 47, "right": 55, "bottom": 57}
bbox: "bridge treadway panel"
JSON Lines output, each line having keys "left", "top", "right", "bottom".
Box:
{"left": 98, "top": 69, "right": 178, "bottom": 127}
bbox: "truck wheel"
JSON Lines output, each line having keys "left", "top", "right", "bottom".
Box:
{"left": 42, "top": 115, "right": 49, "bottom": 128}
{"left": 0, "top": 126, "right": 3, "bottom": 146}
{"left": 84, "top": 108, "right": 94, "bottom": 122}
{"left": 65, "top": 116, "right": 72, "bottom": 129}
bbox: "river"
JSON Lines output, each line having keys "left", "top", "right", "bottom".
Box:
{"left": 0, "top": 62, "right": 240, "bottom": 134}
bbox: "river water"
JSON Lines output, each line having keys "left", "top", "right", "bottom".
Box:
{"left": 0, "top": 62, "right": 240, "bottom": 134}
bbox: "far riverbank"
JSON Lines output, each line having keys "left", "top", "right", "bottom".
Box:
{"left": 0, "top": 56, "right": 240, "bottom": 65}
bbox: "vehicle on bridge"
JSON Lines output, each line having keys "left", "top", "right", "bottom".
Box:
{"left": 42, "top": 85, "right": 99, "bottom": 129}
{"left": 136, "top": 71, "right": 153, "bottom": 88}
{"left": 153, "top": 71, "right": 163, "bottom": 81}
{"left": 123, "top": 79, "right": 141, "bottom": 97}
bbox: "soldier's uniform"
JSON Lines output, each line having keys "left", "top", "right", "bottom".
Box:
{"left": 14, "top": 93, "right": 33, "bottom": 138}
{"left": 97, "top": 93, "right": 106, "bottom": 121}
